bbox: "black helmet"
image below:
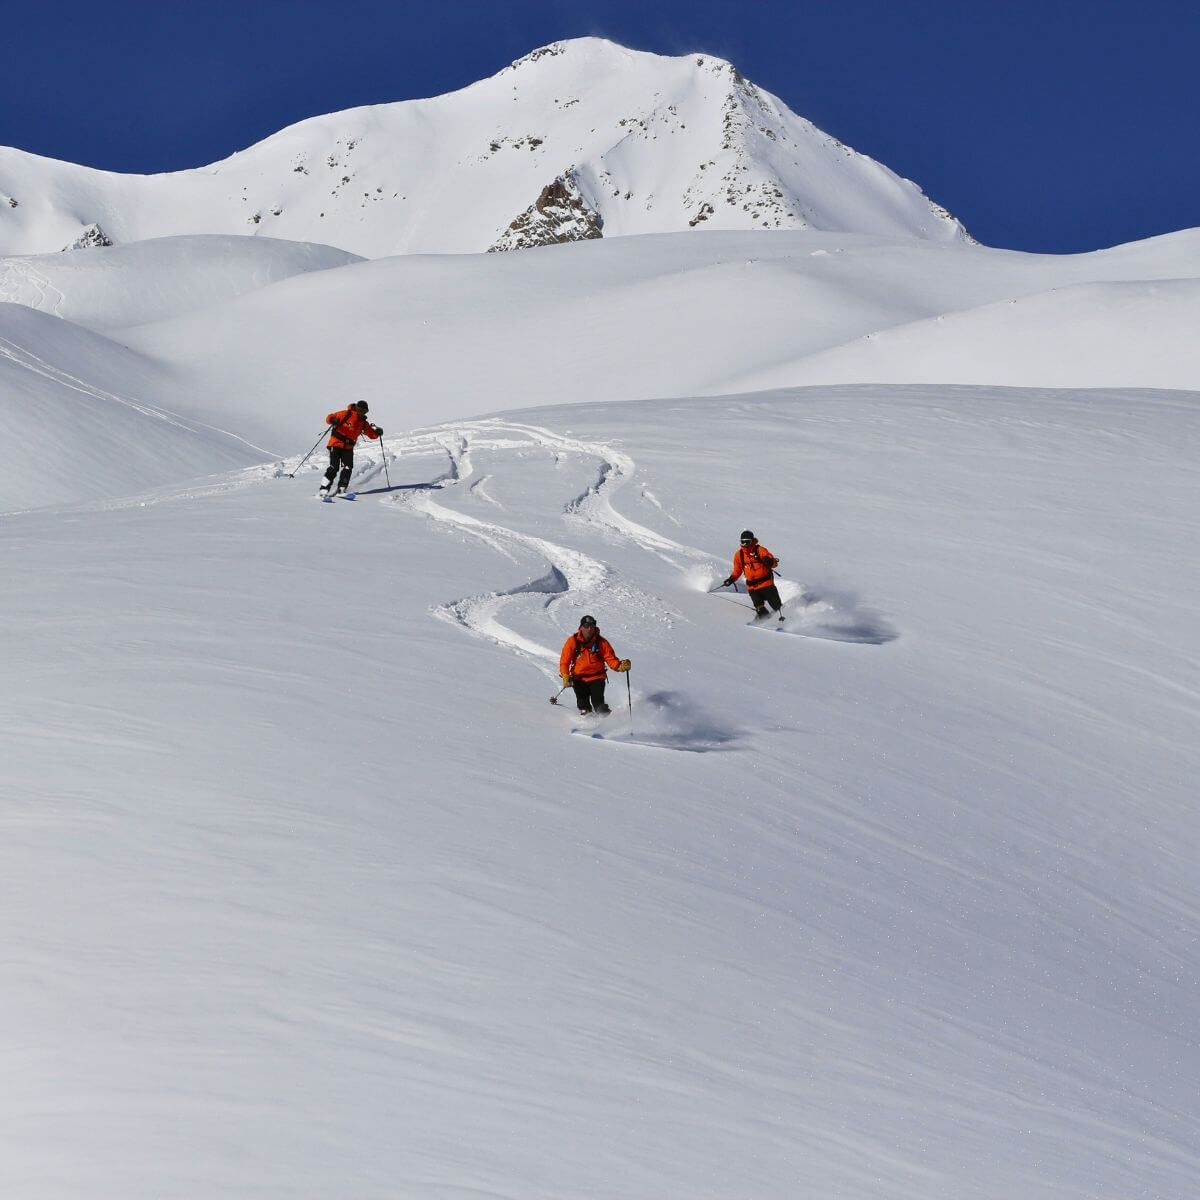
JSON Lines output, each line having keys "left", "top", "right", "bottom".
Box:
{"left": 740, "top": 529, "right": 755, "bottom": 544}
{"left": 579, "top": 614, "right": 597, "bottom": 628}
{"left": 353, "top": 400, "right": 369, "bottom": 413}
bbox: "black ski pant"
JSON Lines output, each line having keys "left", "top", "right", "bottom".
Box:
{"left": 749, "top": 582, "right": 782, "bottom": 614}
{"left": 572, "top": 676, "right": 609, "bottom": 714}
{"left": 323, "top": 445, "right": 355, "bottom": 490}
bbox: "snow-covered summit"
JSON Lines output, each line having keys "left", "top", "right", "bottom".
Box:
{"left": 0, "top": 38, "right": 968, "bottom": 257}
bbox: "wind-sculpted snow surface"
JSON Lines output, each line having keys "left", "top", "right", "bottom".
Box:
{"left": 2, "top": 388, "right": 1198, "bottom": 1200}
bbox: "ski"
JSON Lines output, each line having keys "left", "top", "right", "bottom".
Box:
{"left": 746, "top": 616, "right": 796, "bottom": 634}
{"left": 568, "top": 728, "right": 671, "bottom": 750}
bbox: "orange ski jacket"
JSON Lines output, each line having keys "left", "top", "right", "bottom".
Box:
{"left": 730, "top": 542, "right": 779, "bottom": 591}
{"left": 326, "top": 408, "right": 380, "bottom": 450}
{"left": 560, "top": 631, "right": 621, "bottom": 682}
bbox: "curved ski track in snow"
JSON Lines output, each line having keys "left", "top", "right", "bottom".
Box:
{"left": 503, "top": 421, "right": 714, "bottom": 568}
{"left": 0, "top": 260, "right": 65, "bottom": 316}
{"left": 382, "top": 419, "right": 717, "bottom": 677}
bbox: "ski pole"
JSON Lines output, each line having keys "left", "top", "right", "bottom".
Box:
{"left": 285, "top": 428, "right": 329, "bottom": 478}
{"left": 380, "top": 439, "right": 393, "bottom": 490}
{"left": 549, "top": 684, "right": 571, "bottom": 705}
{"left": 711, "top": 592, "right": 757, "bottom": 613}
{"left": 625, "top": 669, "right": 633, "bottom": 737}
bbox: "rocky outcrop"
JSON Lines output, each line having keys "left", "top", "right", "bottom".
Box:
{"left": 489, "top": 172, "right": 603, "bottom": 252}
{"left": 62, "top": 222, "right": 114, "bottom": 251}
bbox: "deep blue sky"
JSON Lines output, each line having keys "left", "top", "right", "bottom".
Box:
{"left": 4, "top": 0, "right": 1196, "bottom": 253}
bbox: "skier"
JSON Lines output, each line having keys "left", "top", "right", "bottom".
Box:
{"left": 722, "top": 529, "right": 783, "bottom": 620}
{"left": 320, "top": 401, "right": 382, "bottom": 496}
{"left": 559, "top": 615, "right": 631, "bottom": 716}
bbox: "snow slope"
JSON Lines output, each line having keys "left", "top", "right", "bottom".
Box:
{"left": 2, "top": 387, "right": 1196, "bottom": 1199}
{"left": 0, "top": 38, "right": 967, "bottom": 257}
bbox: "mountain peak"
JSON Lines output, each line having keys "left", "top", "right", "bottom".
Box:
{"left": 504, "top": 37, "right": 657, "bottom": 71}
{"left": 0, "top": 40, "right": 970, "bottom": 257}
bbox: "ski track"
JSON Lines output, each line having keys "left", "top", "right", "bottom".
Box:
{"left": 374, "top": 419, "right": 719, "bottom": 677}
{"left": 0, "top": 259, "right": 65, "bottom": 316}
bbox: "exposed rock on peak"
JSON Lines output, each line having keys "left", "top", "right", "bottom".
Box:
{"left": 503, "top": 41, "right": 571, "bottom": 72}
{"left": 489, "top": 172, "right": 603, "bottom": 252}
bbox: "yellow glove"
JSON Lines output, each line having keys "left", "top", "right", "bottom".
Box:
{"left": 616, "top": 659, "right": 631, "bottom": 672}
{"left": 561, "top": 673, "right": 572, "bottom": 687}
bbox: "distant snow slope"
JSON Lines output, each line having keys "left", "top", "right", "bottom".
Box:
{"left": 112, "top": 226, "right": 1200, "bottom": 458}
{"left": 0, "top": 38, "right": 967, "bottom": 257}
{"left": 1, "top": 387, "right": 1196, "bottom": 1200}
{"left": 0, "top": 235, "right": 360, "bottom": 330}
{"left": 727, "top": 277, "right": 1200, "bottom": 392}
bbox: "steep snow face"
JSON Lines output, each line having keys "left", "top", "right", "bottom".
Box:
{"left": 0, "top": 38, "right": 968, "bottom": 257}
